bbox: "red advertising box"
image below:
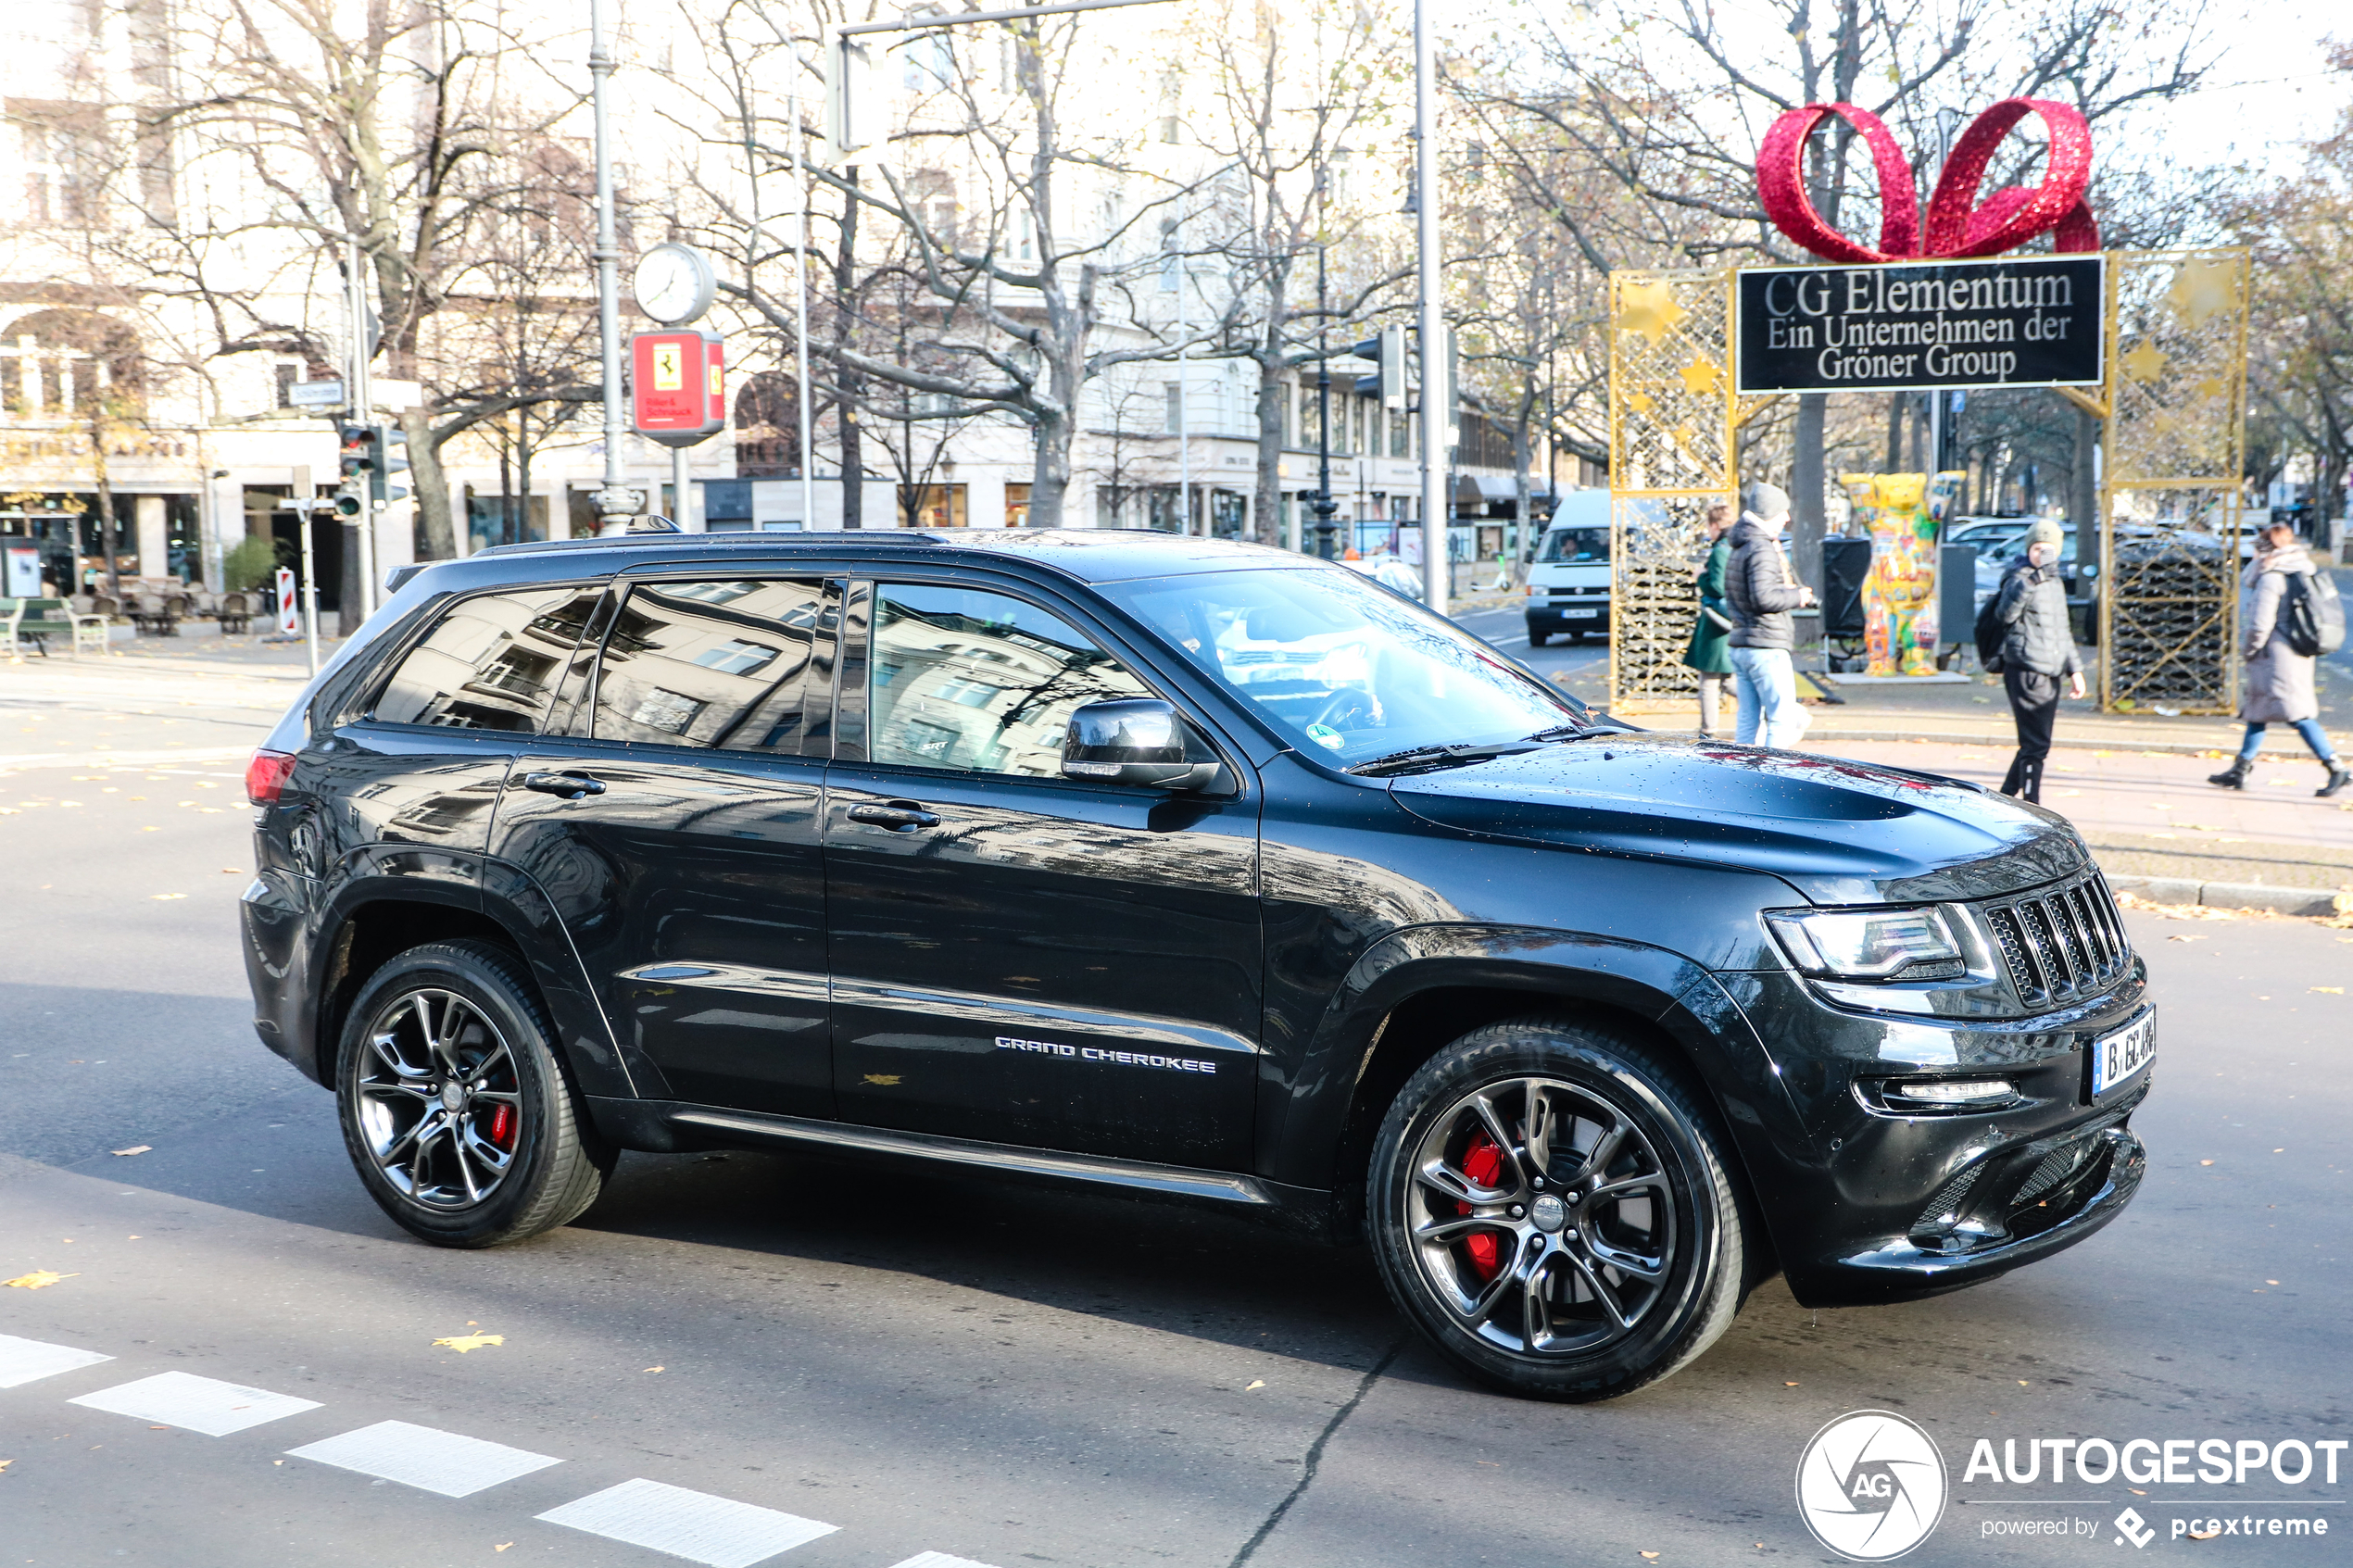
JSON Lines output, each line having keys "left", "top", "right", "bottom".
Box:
{"left": 630, "top": 331, "right": 726, "bottom": 446}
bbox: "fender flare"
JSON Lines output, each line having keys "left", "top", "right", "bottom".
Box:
{"left": 1263, "top": 924, "right": 1818, "bottom": 1222}
{"left": 303, "top": 862, "right": 642, "bottom": 1101}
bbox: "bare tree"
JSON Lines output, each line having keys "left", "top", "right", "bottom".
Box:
{"left": 1456, "top": 0, "right": 2220, "bottom": 580}
{"left": 152, "top": 0, "right": 592, "bottom": 558}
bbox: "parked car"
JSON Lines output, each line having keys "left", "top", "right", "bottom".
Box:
{"left": 1524, "top": 491, "right": 1613, "bottom": 646}
{"left": 243, "top": 529, "right": 2151, "bottom": 1401}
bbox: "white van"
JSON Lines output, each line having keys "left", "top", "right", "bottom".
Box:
{"left": 1523, "top": 491, "right": 1612, "bottom": 646}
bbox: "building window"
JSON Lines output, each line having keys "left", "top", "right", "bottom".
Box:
{"left": 1004, "top": 483, "right": 1031, "bottom": 527}
{"left": 733, "top": 373, "right": 800, "bottom": 478}
{"left": 901, "top": 483, "right": 967, "bottom": 528}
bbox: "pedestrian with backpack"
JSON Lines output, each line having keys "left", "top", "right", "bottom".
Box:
{"left": 2208, "top": 521, "right": 2349, "bottom": 797}
{"left": 1724, "top": 483, "right": 1817, "bottom": 747}
{"left": 1992, "top": 519, "right": 2084, "bottom": 804}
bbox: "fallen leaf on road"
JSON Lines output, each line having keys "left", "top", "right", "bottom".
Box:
{"left": 221, "top": 868, "right": 241, "bottom": 873}
{"left": 2168, "top": 935, "right": 2207, "bottom": 942}
{"left": 2311, "top": 987, "right": 2343, "bottom": 994}
{"left": 0, "top": 1460, "right": 11, "bottom": 1473}
{"left": 111, "top": 1146, "right": 152, "bottom": 1157}
{"left": 496, "top": 1545, "right": 513, "bottom": 1553}
{"left": 2189, "top": 1527, "right": 2221, "bottom": 1540}
{"left": 148, "top": 893, "right": 184, "bottom": 900}
{"left": 2019, "top": 1380, "right": 2030, "bottom": 1386}
{"left": 1244, "top": 1379, "right": 1265, "bottom": 1390}
{"left": 3, "top": 1271, "right": 75, "bottom": 1289}
{"left": 1642, "top": 1553, "right": 1661, "bottom": 1561}
{"left": 2200, "top": 1160, "right": 2215, "bottom": 1166}
{"left": 1784, "top": 1381, "right": 1799, "bottom": 1386}
{"left": 432, "top": 1334, "right": 504, "bottom": 1353}
{"left": 2268, "top": 1280, "right": 2279, "bottom": 1285}
{"left": 643, "top": 1366, "right": 664, "bottom": 1374}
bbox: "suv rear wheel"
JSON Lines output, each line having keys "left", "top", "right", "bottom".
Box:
{"left": 1367, "top": 1017, "right": 1747, "bottom": 1400}
{"left": 334, "top": 940, "right": 613, "bottom": 1248}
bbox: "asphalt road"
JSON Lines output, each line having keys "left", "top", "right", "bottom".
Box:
{"left": 1, "top": 669, "right": 2347, "bottom": 1568}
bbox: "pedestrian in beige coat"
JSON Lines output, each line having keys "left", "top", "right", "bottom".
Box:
{"left": 2208, "top": 522, "right": 2349, "bottom": 797}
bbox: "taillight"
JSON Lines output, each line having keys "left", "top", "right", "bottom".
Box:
{"left": 245, "top": 749, "right": 297, "bottom": 806}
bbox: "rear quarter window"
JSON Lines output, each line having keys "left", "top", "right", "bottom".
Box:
{"left": 371, "top": 586, "right": 601, "bottom": 732}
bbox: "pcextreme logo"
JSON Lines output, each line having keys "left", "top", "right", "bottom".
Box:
{"left": 1796, "top": 1410, "right": 1951, "bottom": 1562}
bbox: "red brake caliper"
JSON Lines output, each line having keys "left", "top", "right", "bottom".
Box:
{"left": 1458, "top": 1133, "right": 1504, "bottom": 1280}
{"left": 486, "top": 1105, "right": 516, "bottom": 1149}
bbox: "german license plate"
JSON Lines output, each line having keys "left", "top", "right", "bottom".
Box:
{"left": 1567, "top": 608, "right": 1598, "bottom": 619}
{"left": 2091, "top": 1011, "right": 2156, "bottom": 1097}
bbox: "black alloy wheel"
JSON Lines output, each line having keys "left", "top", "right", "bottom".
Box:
{"left": 334, "top": 940, "right": 612, "bottom": 1248}
{"left": 1368, "top": 1018, "right": 1749, "bottom": 1400}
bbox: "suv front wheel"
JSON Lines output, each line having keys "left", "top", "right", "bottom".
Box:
{"left": 1368, "top": 1018, "right": 1748, "bottom": 1400}
{"left": 334, "top": 940, "right": 613, "bottom": 1248}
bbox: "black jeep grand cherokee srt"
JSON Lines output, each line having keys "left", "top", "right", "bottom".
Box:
{"left": 241, "top": 530, "right": 2150, "bottom": 1400}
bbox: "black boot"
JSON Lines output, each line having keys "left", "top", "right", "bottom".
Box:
{"left": 2208, "top": 759, "right": 2251, "bottom": 789}
{"left": 2321, "top": 764, "right": 2351, "bottom": 799}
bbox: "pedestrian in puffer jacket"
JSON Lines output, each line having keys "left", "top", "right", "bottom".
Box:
{"left": 2208, "top": 522, "right": 2348, "bottom": 797}
{"left": 1994, "top": 519, "right": 2084, "bottom": 803}
{"left": 1722, "top": 482, "right": 1816, "bottom": 746}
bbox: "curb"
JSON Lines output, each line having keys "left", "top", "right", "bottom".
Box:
{"left": 1806, "top": 729, "right": 2234, "bottom": 757}
{"left": 2108, "top": 874, "right": 2352, "bottom": 919}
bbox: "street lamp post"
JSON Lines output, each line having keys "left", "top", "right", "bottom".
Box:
{"left": 1413, "top": 0, "right": 1445, "bottom": 613}
{"left": 588, "top": 0, "right": 639, "bottom": 534}
{"left": 1310, "top": 237, "right": 1338, "bottom": 558}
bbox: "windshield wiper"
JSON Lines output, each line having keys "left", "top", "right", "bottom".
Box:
{"left": 1344, "top": 740, "right": 1542, "bottom": 777}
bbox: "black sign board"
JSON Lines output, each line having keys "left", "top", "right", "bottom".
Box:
{"left": 1735, "top": 255, "right": 2104, "bottom": 395}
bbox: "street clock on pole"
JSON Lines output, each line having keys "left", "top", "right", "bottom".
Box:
{"left": 632, "top": 243, "right": 716, "bottom": 327}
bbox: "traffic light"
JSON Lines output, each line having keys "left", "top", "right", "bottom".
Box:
{"left": 335, "top": 424, "right": 371, "bottom": 519}
{"left": 824, "top": 28, "right": 878, "bottom": 165}
{"left": 370, "top": 424, "right": 410, "bottom": 505}
{"left": 338, "top": 423, "right": 372, "bottom": 485}
{"left": 1349, "top": 325, "right": 1409, "bottom": 411}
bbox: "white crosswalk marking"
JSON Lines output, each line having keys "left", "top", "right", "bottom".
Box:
{"left": 0, "top": 1332, "right": 112, "bottom": 1389}
{"left": 887, "top": 1553, "right": 1006, "bottom": 1568}
{"left": 286, "top": 1419, "right": 563, "bottom": 1498}
{"left": 536, "top": 1476, "right": 838, "bottom": 1567}
{"left": 69, "top": 1370, "right": 321, "bottom": 1436}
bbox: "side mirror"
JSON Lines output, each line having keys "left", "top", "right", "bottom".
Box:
{"left": 1061, "top": 698, "right": 1223, "bottom": 790}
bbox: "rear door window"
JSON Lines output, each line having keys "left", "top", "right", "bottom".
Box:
{"left": 589, "top": 578, "right": 829, "bottom": 751}
{"left": 372, "top": 586, "right": 602, "bottom": 733}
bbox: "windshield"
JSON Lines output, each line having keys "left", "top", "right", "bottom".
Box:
{"left": 1536, "top": 526, "right": 1610, "bottom": 564}
{"left": 1101, "top": 566, "right": 1580, "bottom": 764}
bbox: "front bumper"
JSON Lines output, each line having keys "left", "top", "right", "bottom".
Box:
{"left": 1715, "top": 964, "right": 2152, "bottom": 1307}
{"left": 1526, "top": 601, "right": 1610, "bottom": 633}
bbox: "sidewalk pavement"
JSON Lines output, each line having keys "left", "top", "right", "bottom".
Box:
{"left": 1813, "top": 737, "right": 2353, "bottom": 897}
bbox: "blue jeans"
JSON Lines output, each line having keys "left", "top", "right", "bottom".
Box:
{"left": 1730, "top": 646, "right": 1808, "bottom": 747}
{"left": 2237, "top": 720, "right": 2337, "bottom": 764}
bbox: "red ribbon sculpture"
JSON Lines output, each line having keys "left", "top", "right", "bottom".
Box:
{"left": 1756, "top": 98, "right": 2099, "bottom": 264}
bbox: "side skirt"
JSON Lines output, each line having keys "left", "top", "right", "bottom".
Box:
{"left": 585, "top": 1096, "right": 1340, "bottom": 1234}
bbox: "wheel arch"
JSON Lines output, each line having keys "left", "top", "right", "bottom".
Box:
{"left": 310, "top": 877, "right": 635, "bottom": 1100}
{"left": 1272, "top": 926, "right": 1809, "bottom": 1263}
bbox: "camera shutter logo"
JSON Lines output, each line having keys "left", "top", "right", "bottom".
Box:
{"left": 1795, "top": 1410, "right": 1949, "bottom": 1561}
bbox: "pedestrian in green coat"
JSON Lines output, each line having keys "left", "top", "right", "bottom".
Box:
{"left": 1683, "top": 502, "right": 1734, "bottom": 735}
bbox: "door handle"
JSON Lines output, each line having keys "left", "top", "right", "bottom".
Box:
{"left": 846, "top": 801, "right": 939, "bottom": 831}
{"left": 521, "top": 771, "right": 607, "bottom": 799}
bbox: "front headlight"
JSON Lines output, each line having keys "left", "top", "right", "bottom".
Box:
{"left": 1766, "top": 907, "right": 1969, "bottom": 983}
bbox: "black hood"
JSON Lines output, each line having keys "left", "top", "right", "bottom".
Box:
{"left": 1388, "top": 734, "right": 2086, "bottom": 905}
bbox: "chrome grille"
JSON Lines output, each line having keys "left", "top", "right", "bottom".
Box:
{"left": 1986, "top": 875, "right": 2133, "bottom": 1009}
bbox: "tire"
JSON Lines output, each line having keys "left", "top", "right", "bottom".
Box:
{"left": 1528, "top": 629, "right": 1550, "bottom": 647}
{"left": 1367, "top": 1016, "right": 1747, "bottom": 1401}
{"left": 1567, "top": 630, "right": 1586, "bottom": 644}
{"left": 334, "top": 939, "right": 614, "bottom": 1248}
